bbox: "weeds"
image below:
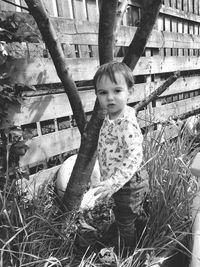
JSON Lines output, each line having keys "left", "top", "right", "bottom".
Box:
{"left": 0, "top": 126, "right": 199, "bottom": 266}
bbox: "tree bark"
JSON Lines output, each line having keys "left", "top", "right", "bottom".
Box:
{"left": 63, "top": 0, "right": 118, "bottom": 210}
{"left": 63, "top": 101, "right": 105, "bottom": 210}
{"left": 98, "top": 0, "right": 118, "bottom": 65}
{"left": 123, "top": 0, "right": 162, "bottom": 70}
{"left": 24, "top": 0, "right": 86, "bottom": 135}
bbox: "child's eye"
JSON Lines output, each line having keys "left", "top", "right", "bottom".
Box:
{"left": 98, "top": 91, "right": 107, "bottom": 95}
{"left": 115, "top": 89, "right": 121, "bottom": 93}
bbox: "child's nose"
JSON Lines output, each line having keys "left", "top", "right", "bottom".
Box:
{"left": 107, "top": 93, "right": 114, "bottom": 100}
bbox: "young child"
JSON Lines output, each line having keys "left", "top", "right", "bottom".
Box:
{"left": 93, "top": 61, "right": 149, "bottom": 247}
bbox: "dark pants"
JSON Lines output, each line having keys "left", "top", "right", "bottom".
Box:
{"left": 112, "top": 169, "right": 149, "bottom": 246}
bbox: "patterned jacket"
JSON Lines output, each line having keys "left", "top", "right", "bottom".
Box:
{"left": 97, "top": 105, "right": 143, "bottom": 195}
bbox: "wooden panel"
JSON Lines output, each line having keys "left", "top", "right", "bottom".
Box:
{"left": 20, "top": 0, "right": 28, "bottom": 13}
{"left": 18, "top": 94, "right": 200, "bottom": 167}
{"left": 164, "top": 0, "right": 170, "bottom": 7}
{"left": 137, "top": 95, "right": 200, "bottom": 128}
{"left": 61, "top": 43, "right": 76, "bottom": 57}
{"left": 43, "top": 0, "right": 56, "bottom": 16}
{"left": 72, "top": 0, "right": 87, "bottom": 20}
{"left": 170, "top": 0, "right": 176, "bottom": 9}
{"left": 2, "top": 75, "right": 200, "bottom": 129}
{"left": 194, "top": 24, "right": 199, "bottom": 35}
{"left": 177, "top": 0, "right": 182, "bottom": 10}
{"left": 1, "top": 11, "right": 200, "bottom": 49}
{"left": 134, "top": 76, "right": 200, "bottom": 102}
{"left": 177, "top": 20, "right": 183, "bottom": 33}
{"left": 79, "top": 45, "right": 90, "bottom": 57}
{"left": 188, "top": 0, "right": 194, "bottom": 13}
{"left": 2, "top": 89, "right": 96, "bottom": 127}
{"left": 157, "top": 76, "right": 200, "bottom": 97}
{"left": 122, "top": 4, "right": 135, "bottom": 26}
{"left": 19, "top": 127, "right": 80, "bottom": 167}
{"left": 135, "top": 56, "right": 200, "bottom": 75}
{"left": 171, "top": 17, "right": 177, "bottom": 32}
{"left": 164, "top": 15, "right": 171, "bottom": 32}
{"left": 189, "top": 22, "right": 194, "bottom": 34}
{"left": 160, "top": 5, "right": 200, "bottom": 23}
{"left": 199, "top": 0, "right": 200, "bottom": 15}
{"left": 86, "top": 0, "right": 98, "bottom": 22}
{"left": 5, "top": 25, "right": 200, "bottom": 54}
{"left": 183, "top": 20, "right": 188, "bottom": 33}
{"left": 183, "top": 0, "right": 188, "bottom": 12}
{"left": 0, "top": 0, "right": 16, "bottom": 11}
{"left": 157, "top": 15, "right": 164, "bottom": 31}
{"left": 2, "top": 4, "right": 200, "bottom": 32}
{"left": 56, "top": 0, "right": 73, "bottom": 18}
{"left": 0, "top": 56, "right": 99, "bottom": 84}
{"left": 2, "top": 55, "right": 200, "bottom": 86}
{"left": 194, "top": 0, "right": 199, "bottom": 15}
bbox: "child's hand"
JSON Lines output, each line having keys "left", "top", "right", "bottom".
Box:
{"left": 93, "top": 182, "right": 112, "bottom": 201}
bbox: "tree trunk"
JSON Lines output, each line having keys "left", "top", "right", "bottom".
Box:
{"left": 98, "top": 0, "right": 118, "bottom": 65}
{"left": 123, "top": 0, "right": 162, "bottom": 70}
{"left": 63, "top": 0, "right": 118, "bottom": 210}
{"left": 63, "top": 101, "right": 104, "bottom": 210}
{"left": 24, "top": 0, "right": 86, "bottom": 135}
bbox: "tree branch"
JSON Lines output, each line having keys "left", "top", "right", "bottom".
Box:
{"left": 63, "top": 0, "right": 119, "bottom": 210}
{"left": 98, "top": 0, "right": 118, "bottom": 65}
{"left": 24, "top": 0, "right": 87, "bottom": 135}
{"left": 63, "top": 101, "right": 105, "bottom": 210}
{"left": 123, "top": 0, "right": 162, "bottom": 70}
{"left": 135, "top": 71, "right": 181, "bottom": 114}
{"left": 173, "top": 108, "right": 200, "bottom": 121}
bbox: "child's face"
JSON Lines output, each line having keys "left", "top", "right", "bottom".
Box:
{"left": 96, "top": 73, "right": 131, "bottom": 120}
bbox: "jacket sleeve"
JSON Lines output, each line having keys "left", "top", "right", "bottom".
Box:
{"left": 102, "top": 118, "right": 143, "bottom": 195}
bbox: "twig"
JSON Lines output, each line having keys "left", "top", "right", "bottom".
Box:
{"left": 174, "top": 108, "right": 200, "bottom": 121}
{"left": 135, "top": 71, "right": 181, "bottom": 114}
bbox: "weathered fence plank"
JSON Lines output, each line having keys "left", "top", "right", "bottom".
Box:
{"left": 2, "top": 75, "right": 200, "bottom": 129}
{"left": 2, "top": 56, "right": 200, "bottom": 86}
{"left": 19, "top": 127, "right": 80, "bottom": 167}
{"left": 17, "top": 94, "right": 200, "bottom": 168}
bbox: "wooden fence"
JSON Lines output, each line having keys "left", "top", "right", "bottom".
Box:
{"left": 1, "top": 0, "right": 200, "bottom": 181}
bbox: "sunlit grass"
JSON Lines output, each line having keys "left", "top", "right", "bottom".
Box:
{"left": 0, "top": 126, "right": 199, "bottom": 266}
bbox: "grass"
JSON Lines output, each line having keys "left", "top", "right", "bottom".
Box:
{"left": 0, "top": 125, "right": 199, "bottom": 266}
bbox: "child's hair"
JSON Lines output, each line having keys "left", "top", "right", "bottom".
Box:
{"left": 93, "top": 61, "right": 135, "bottom": 92}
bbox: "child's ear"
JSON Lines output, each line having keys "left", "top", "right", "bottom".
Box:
{"left": 128, "top": 87, "right": 133, "bottom": 97}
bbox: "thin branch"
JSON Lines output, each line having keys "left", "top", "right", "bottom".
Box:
{"left": 173, "top": 108, "right": 200, "bottom": 121}
{"left": 135, "top": 71, "right": 181, "bottom": 114}
{"left": 123, "top": 0, "right": 162, "bottom": 70}
{"left": 1, "top": 0, "right": 29, "bottom": 11}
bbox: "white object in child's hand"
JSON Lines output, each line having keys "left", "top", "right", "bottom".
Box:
{"left": 56, "top": 154, "right": 101, "bottom": 198}
{"left": 190, "top": 152, "right": 200, "bottom": 177}
{"left": 80, "top": 187, "right": 103, "bottom": 210}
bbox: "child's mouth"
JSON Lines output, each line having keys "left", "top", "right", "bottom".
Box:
{"left": 107, "top": 103, "right": 115, "bottom": 108}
